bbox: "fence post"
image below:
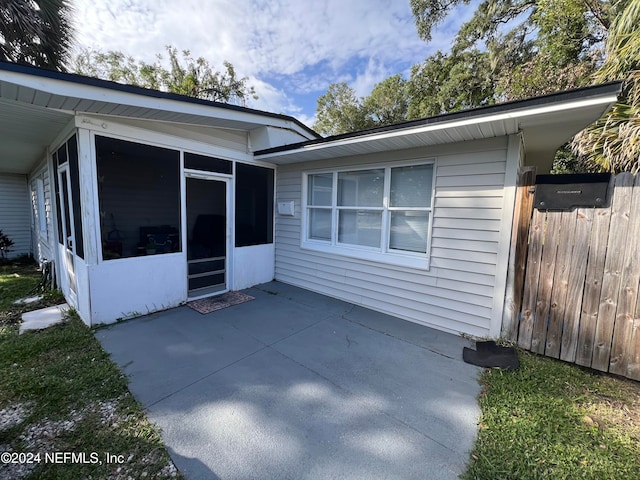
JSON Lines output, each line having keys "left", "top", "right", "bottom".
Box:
{"left": 502, "top": 166, "right": 536, "bottom": 341}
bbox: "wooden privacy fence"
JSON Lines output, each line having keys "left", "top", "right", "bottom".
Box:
{"left": 503, "top": 170, "right": 640, "bottom": 381}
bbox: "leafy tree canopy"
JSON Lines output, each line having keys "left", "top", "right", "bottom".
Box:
{"left": 364, "top": 74, "right": 410, "bottom": 125}
{"left": 314, "top": 82, "right": 374, "bottom": 136}
{"left": 0, "top": 0, "right": 74, "bottom": 71}
{"left": 407, "top": 49, "right": 495, "bottom": 118}
{"left": 572, "top": 0, "right": 640, "bottom": 172}
{"left": 73, "top": 46, "right": 257, "bottom": 105}
{"left": 315, "top": 0, "right": 638, "bottom": 173}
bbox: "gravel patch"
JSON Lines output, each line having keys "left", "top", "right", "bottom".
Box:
{"left": 0, "top": 403, "right": 32, "bottom": 431}
{"left": 0, "top": 444, "right": 37, "bottom": 480}
{"left": 19, "top": 413, "right": 82, "bottom": 450}
{"left": 1, "top": 398, "right": 178, "bottom": 479}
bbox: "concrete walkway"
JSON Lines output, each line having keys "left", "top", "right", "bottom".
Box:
{"left": 96, "top": 282, "right": 481, "bottom": 480}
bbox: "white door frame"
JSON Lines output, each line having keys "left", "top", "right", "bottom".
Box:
{"left": 184, "top": 170, "right": 232, "bottom": 300}
{"left": 56, "top": 163, "right": 78, "bottom": 307}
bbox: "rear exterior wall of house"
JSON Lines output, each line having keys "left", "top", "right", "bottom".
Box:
{"left": 28, "top": 161, "right": 55, "bottom": 263}
{"left": 274, "top": 136, "right": 518, "bottom": 337}
{"left": 0, "top": 173, "right": 31, "bottom": 258}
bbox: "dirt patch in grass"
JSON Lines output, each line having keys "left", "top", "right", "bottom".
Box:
{"left": 463, "top": 349, "right": 640, "bottom": 480}
{"left": 580, "top": 382, "right": 640, "bottom": 442}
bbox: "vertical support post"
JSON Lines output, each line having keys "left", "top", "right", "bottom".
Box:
{"left": 502, "top": 166, "right": 536, "bottom": 341}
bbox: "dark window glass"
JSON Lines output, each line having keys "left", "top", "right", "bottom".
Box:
{"left": 57, "top": 143, "right": 68, "bottom": 165}
{"left": 95, "top": 136, "right": 181, "bottom": 260}
{"left": 60, "top": 171, "right": 72, "bottom": 245}
{"left": 67, "top": 135, "right": 84, "bottom": 259}
{"left": 235, "top": 164, "right": 274, "bottom": 247}
{"left": 184, "top": 152, "right": 232, "bottom": 174}
{"left": 53, "top": 152, "right": 64, "bottom": 245}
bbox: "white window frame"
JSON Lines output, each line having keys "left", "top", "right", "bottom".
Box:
{"left": 302, "top": 159, "right": 436, "bottom": 270}
{"left": 35, "top": 176, "right": 47, "bottom": 234}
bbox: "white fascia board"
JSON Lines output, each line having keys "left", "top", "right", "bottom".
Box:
{"left": 256, "top": 94, "right": 618, "bottom": 161}
{"left": 0, "top": 70, "right": 312, "bottom": 138}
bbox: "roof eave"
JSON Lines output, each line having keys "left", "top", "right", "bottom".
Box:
{"left": 0, "top": 61, "right": 320, "bottom": 140}
{"left": 254, "top": 82, "right": 622, "bottom": 165}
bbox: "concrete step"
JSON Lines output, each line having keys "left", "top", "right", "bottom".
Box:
{"left": 20, "top": 304, "right": 69, "bottom": 334}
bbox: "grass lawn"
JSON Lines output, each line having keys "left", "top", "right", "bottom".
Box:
{"left": 463, "top": 348, "right": 640, "bottom": 480}
{"left": 3, "top": 261, "right": 639, "bottom": 479}
{"left": 0, "top": 260, "right": 182, "bottom": 479}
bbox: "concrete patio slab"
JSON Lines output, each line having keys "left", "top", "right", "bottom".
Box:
{"left": 96, "top": 282, "right": 481, "bottom": 480}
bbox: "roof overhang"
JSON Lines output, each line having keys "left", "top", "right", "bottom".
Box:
{"left": 255, "top": 82, "right": 622, "bottom": 172}
{"left": 0, "top": 61, "right": 319, "bottom": 174}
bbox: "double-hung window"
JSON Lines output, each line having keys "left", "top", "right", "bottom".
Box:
{"left": 304, "top": 161, "right": 434, "bottom": 268}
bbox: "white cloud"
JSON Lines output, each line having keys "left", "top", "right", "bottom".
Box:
{"left": 350, "top": 58, "right": 393, "bottom": 98}
{"left": 71, "top": 0, "right": 471, "bottom": 123}
{"left": 245, "top": 77, "right": 294, "bottom": 114}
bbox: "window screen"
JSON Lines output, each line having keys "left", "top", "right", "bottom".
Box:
{"left": 235, "top": 163, "right": 274, "bottom": 247}
{"left": 95, "top": 136, "right": 181, "bottom": 260}
{"left": 67, "top": 135, "right": 84, "bottom": 259}
{"left": 184, "top": 152, "right": 232, "bottom": 174}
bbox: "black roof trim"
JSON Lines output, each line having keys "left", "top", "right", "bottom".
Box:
{"left": 0, "top": 61, "right": 321, "bottom": 139}
{"left": 255, "top": 81, "right": 622, "bottom": 156}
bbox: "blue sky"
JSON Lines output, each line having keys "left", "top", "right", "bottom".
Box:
{"left": 72, "top": 0, "right": 476, "bottom": 128}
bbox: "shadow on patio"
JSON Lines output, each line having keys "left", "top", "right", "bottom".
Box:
{"left": 96, "top": 281, "right": 481, "bottom": 480}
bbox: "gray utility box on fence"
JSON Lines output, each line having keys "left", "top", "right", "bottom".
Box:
{"left": 533, "top": 173, "right": 612, "bottom": 210}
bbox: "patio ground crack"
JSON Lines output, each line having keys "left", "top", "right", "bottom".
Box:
{"left": 342, "top": 316, "right": 461, "bottom": 361}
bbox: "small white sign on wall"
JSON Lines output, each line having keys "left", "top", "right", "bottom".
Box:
{"left": 277, "top": 201, "right": 295, "bottom": 216}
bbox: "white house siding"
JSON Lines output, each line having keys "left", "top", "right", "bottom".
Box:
{"left": 274, "top": 137, "right": 514, "bottom": 337}
{"left": 0, "top": 173, "right": 31, "bottom": 258}
{"left": 28, "top": 162, "right": 54, "bottom": 262}
{"left": 99, "top": 117, "right": 249, "bottom": 153}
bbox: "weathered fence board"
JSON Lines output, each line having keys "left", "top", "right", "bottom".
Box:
{"left": 592, "top": 173, "right": 634, "bottom": 372}
{"left": 575, "top": 200, "right": 612, "bottom": 367}
{"left": 559, "top": 208, "right": 592, "bottom": 363}
{"left": 546, "top": 210, "right": 577, "bottom": 358}
{"left": 609, "top": 174, "right": 640, "bottom": 376}
{"left": 518, "top": 207, "right": 545, "bottom": 350}
{"left": 531, "top": 211, "right": 561, "bottom": 354}
{"left": 503, "top": 173, "right": 640, "bottom": 381}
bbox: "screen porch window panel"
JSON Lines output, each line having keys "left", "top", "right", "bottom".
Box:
{"left": 95, "top": 136, "right": 181, "bottom": 260}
